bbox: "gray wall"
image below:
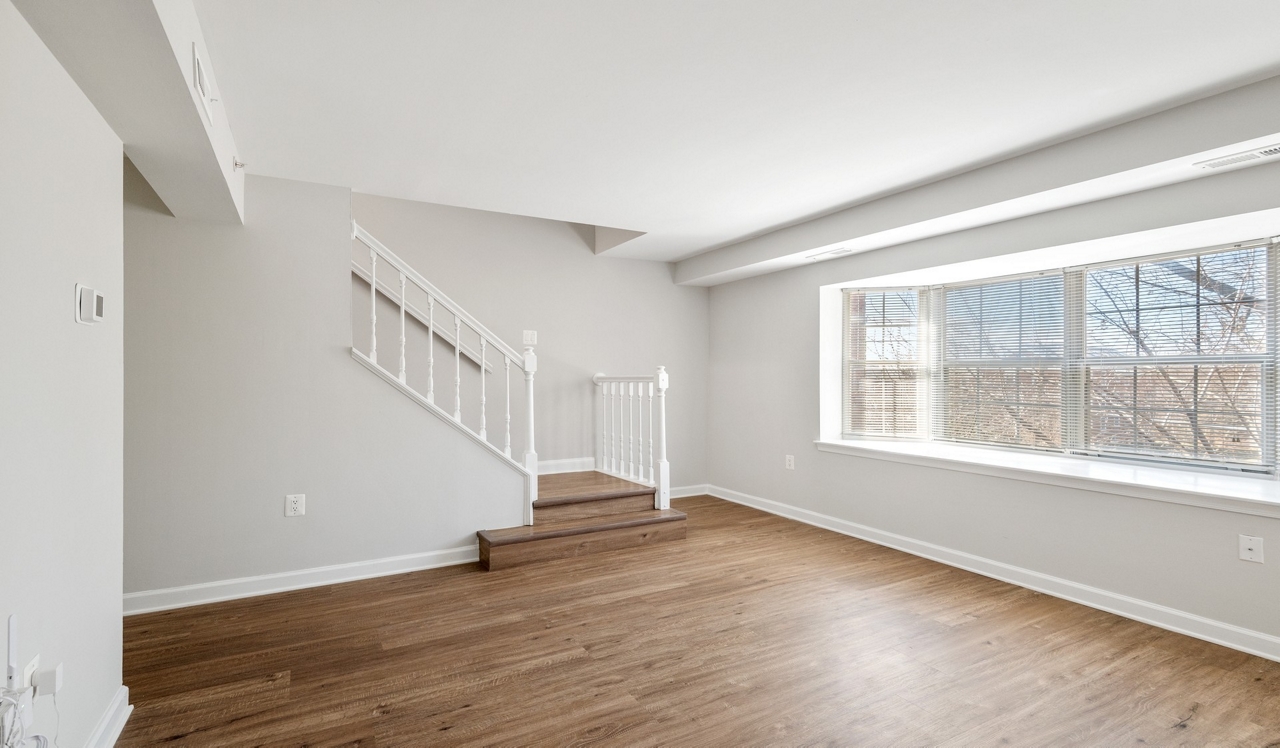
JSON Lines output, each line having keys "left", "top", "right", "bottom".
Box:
{"left": 352, "top": 193, "right": 710, "bottom": 487}
{"left": 0, "top": 0, "right": 124, "bottom": 743}
{"left": 124, "top": 173, "right": 524, "bottom": 594}
{"left": 708, "top": 167, "right": 1280, "bottom": 640}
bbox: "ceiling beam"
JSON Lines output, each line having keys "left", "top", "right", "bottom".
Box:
{"left": 675, "top": 75, "right": 1280, "bottom": 286}
{"left": 13, "top": 0, "right": 244, "bottom": 224}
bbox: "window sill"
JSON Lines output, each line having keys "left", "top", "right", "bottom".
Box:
{"left": 814, "top": 438, "right": 1280, "bottom": 518}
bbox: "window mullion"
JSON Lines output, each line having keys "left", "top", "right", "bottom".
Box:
{"left": 1063, "top": 268, "right": 1086, "bottom": 453}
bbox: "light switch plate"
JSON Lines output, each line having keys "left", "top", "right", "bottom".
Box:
{"left": 522, "top": 330, "right": 537, "bottom": 346}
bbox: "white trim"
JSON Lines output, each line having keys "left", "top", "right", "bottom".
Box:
{"left": 816, "top": 439, "right": 1280, "bottom": 519}
{"left": 85, "top": 685, "right": 132, "bottom": 748}
{"left": 707, "top": 484, "right": 1280, "bottom": 663}
{"left": 538, "top": 457, "right": 596, "bottom": 474}
{"left": 670, "top": 484, "right": 710, "bottom": 499}
{"left": 351, "top": 261, "right": 494, "bottom": 372}
{"left": 351, "top": 348, "right": 528, "bottom": 475}
{"left": 124, "top": 546, "right": 478, "bottom": 615}
{"left": 353, "top": 223, "right": 524, "bottom": 364}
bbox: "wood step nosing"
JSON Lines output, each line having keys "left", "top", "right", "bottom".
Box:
{"left": 478, "top": 511, "right": 686, "bottom": 548}
{"left": 532, "top": 488, "right": 656, "bottom": 508}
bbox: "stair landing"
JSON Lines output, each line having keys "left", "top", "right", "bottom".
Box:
{"left": 477, "top": 471, "right": 686, "bottom": 570}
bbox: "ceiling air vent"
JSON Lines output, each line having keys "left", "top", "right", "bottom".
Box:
{"left": 806, "top": 247, "right": 855, "bottom": 262}
{"left": 1194, "top": 144, "right": 1280, "bottom": 170}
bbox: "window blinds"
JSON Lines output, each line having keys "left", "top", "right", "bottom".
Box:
{"left": 842, "top": 240, "right": 1277, "bottom": 473}
{"left": 937, "top": 274, "right": 1065, "bottom": 449}
{"left": 1082, "top": 245, "right": 1273, "bottom": 467}
{"left": 844, "top": 289, "right": 924, "bottom": 437}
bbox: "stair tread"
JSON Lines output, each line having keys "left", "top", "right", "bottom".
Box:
{"left": 536, "top": 471, "right": 655, "bottom": 506}
{"left": 478, "top": 509, "right": 686, "bottom": 547}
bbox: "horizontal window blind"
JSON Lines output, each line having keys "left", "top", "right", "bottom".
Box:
{"left": 842, "top": 240, "right": 1278, "bottom": 474}
{"left": 844, "top": 289, "right": 924, "bottom": 437}
{"left": 937, "top": 274, "right": 1065, "bottom": 449}
{"left": 1081, "top": 244, "right": 1273, "bottom": 468}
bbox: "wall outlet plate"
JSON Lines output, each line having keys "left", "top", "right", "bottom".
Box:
{"left": 1239, "top": 534, "right": 1264, "bottom": 563}
{"left": 22, "top": 655, "right": 38, "bottom": 689}
{"left": 785, "top": 455, "right": 795, "bottom": 470}
{"left": 285, "top": 494, "right": 305, "bottom": 517}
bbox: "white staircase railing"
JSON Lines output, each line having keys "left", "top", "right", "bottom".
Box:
{"left": 350, "top": 222, "right": 538, "bottom": 524}
{"left": 593, "top": 368, "right": 670, "bottom": 509}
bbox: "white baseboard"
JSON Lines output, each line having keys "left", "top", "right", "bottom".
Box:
{"left": 86, "top": 685, "right": 132, "bottom": 748}
{"left": 538, "top": 457, "right": 596, "bottom": 474}
{"left": 124, "top": 546, "right": 478, "bottom": 615}
{"left": 707, "top": 484, "right": 1280, "bottom": 663}
{"left": 670, "top": 484, "right": 711, "bottom": 499}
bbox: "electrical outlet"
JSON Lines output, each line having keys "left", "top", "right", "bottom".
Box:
{"left": 22, "top": 655, "right": 38, "bottom": 688}
{"left": 285, "top": 494, "right": 305, "bottom": 517}
{"left": 785, "top": 455, "right": 795, "bottom": 470}
{"left": 1240, "top": 534, "right": 1264, "bottom": 563}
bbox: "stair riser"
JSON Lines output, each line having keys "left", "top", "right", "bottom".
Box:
{"left": 480, "top": 520, "right": 686, "bottom": 571}
{"left": 533, "top": 494, "right": 656, "bottom": 522}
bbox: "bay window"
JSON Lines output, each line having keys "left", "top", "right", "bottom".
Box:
{"left": 843, "top": 240, "right": 1276, "bottom": 474}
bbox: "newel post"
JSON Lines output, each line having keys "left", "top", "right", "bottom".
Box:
{"left": 522, "top": 346, "right": 538, "bottom": 525}
{"left": 654, "top": 366, "right": 670, "bottom": 510}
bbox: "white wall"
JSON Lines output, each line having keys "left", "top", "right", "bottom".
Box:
{"left": 351, "top": 192, "right": 710, "bottom": 487}
{"left": 708, "top": 168, "right": 1280, "bottom": 651}
{"left": 124, "top": 173, "right": 524, "bottom": 598}
{"left": 0, "top": 0, "right": 125, "bottom": 743}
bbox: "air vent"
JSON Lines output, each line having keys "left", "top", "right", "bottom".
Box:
{"left": 806, "top": 247, "right": 855, "bottom": 262}
{"left": 1194, "top": 144, "right": 1280, "bottom": 169}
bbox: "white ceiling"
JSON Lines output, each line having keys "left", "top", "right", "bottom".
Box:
{"left": 194, "top": 0, "right": 1280, "bottom": 262}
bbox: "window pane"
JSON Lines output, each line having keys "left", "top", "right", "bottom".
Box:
{"left": 942, "top": 366, "right": 1061, "bottom": 448}
{"left": 848, "top": 363, "right": 918, "bottom": 436}
{"left": 1087, "top": 246, "right": 1268, "bottom": 358}
{"left": 846, "top": 290, "right": 922, "bottom": 437}
{"left": 945, "top": 275, "right": 1063, "bottom": 360}
{"left": 1087, "top": 364, "right": 1264, "bottom": 464}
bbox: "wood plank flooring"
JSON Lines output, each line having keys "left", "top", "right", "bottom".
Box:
{"left": 119, "top": 496, "right": 1280, "bottom": 746}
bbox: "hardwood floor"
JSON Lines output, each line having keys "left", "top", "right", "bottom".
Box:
{"left": 119, "top": 496, "right": 1280, "bottom": 746}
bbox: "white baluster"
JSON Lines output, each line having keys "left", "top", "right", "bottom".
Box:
{"left": 397, "top": 273, "right": 407, "bottom": 383}
{"left": 628, "top": 382, "right": 636, "bottom": 480}
{"left": 647, "top": 381, "right": 654, "bottom": 484}
{"left": 607, "top": 383, "right": 615, "bottom": 473}
{"left": 613, "top": 383, "right": 620, "bottom": 474}
{"left": 654, "top": 366, "right": 670, "bottom": 510}
{"left": 478, "top": 338, "right": 487, "bottom": 441}
{"left": 368, "top": 249, "right": 377, "bottom": 364}
{"left": 453, "top": 316, "right": 462, "bottom": 422}
{"left": 637, "top": 382, "right": 644, "bottom": 482}
{"left": 504, "top": 357, "right": 512, "bottom": 458}
{"left": 522, "top": 347, "right": 538, "bottom": 526}
{"left": 426, "top": 296, "right": 435, "bottom": 404}
{"left": 595, "top": 378, "right": 605, "bottom": 472}
{"left": 620, "top": 382, "right": 627, "bottom": 477}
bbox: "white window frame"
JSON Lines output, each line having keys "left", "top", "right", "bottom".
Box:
{"left": 836, "top": 239, "right": 1278, "bottom": 477}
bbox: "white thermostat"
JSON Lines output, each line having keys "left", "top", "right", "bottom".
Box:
{"left": 76, "top": 284, "right": 104, "bottom": 324}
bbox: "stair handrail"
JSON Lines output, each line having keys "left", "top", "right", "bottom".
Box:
{"left": 592, "top": 368, "right": 670, "bottom": 510}
{"left": 352, "top": 221, "right": 538, "bottom": 524}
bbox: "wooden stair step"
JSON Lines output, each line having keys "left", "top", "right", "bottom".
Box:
{"left": 477, "top": 509, "right": 686, "bottom": 571}
{"left": 533, "top": 470, "right": 656, "bottom": 521}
